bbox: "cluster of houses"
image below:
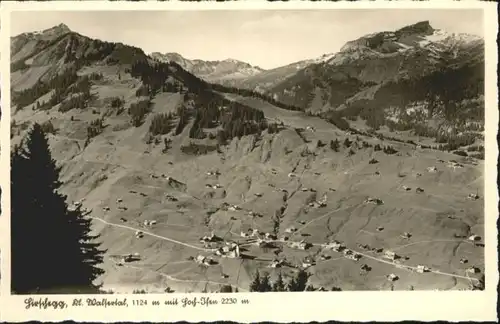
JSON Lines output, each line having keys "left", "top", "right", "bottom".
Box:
{"left": 214, "top": 242, "right": 241, "bottom": 259}
{"left": 241, "top": 228, "right": 277, "bottom": 242}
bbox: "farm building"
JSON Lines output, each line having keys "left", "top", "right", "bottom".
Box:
{"left": 427, "top": 166, "right": 438, "bottom": 172}
{"left": 360, "top": 264, "right": 371, "bottom": 271}
{"left": 468, "top": 235, "right": 481, "bottom": 241}
{"left": 319, "top": 254, "right": 331, "bottom": 261}
{"left": 200, "top": 232, "right": 218, "bottom": 242}
{"left": 468, "top": 193, "right": 480, "bottom": 200}
{"left": 384, "top": 251, "right": 398, "bottom": 261}
{"left": 290, "top": 240, "right": 310, "bottom": 250}
{"left": 466, "top": 266, "right": 480, "bottom": 274}
{"left": 269, "top": 259, "right": 285, "bottom": 268}
{"left": 264, "top": 232, "right": 277, "bottom": 240}
{"left": 416, "top": 265, "right": 430, "bottom": 273}
{"left": 326, "top": 241, "right": 344, "bottom": 251}
{"left": 401, "top": 232, "right": 412, "bottom": 239}
{"left": 365, "top": 197, "right": 384, "bottom": 205}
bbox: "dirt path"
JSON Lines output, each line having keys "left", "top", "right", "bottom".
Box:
{"left": 290, "top": 205, "right": 356, "bottom": 238}
{"left": 110, "top": 258, "right": 249, "bottom": 292}
{"left": 390, "top": 239, "right": 473, "bottom": 252}
{"left": 90, "top": 216, "right": 214, "bottom": 252}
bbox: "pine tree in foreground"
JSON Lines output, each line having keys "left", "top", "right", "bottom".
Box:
{"left": 287, "top": 269, "right": 309, "bottom": 292}
{"left": 11, "top": 123, "right": 105, "bottom": 294}
{"left": 259, "top": 272, "right": 273, "bottom": 292}
{"left": 249, "top": 270, "right": 261, "bottom": 292}
{"left": 272, "top": 272, "right": 286, "bottom": 292}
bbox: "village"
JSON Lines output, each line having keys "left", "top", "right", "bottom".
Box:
{"left": 69, "top": 148, "right": 484, "bottom": 291}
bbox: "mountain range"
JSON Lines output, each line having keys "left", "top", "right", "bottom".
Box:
{"left": 150, "top": 52, "right": 265, "bottom": 83}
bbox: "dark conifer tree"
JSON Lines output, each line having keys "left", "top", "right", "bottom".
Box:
{"left": 259, "top": 272, "right": 272, "bottom": 292}
{"left": 272, "top": 272, "right": 286, "bottom": 292}
{"left": 287, "top": 269, "right": 309, "bottom": 292}
{"left": 249, "top": 270, "right": 261, "bottom": 292}
{"left": 330, "top": 139, "right": 340, "bottom": 152}
{"left": 11, "top": 123, "right": 105, "bottom": 294}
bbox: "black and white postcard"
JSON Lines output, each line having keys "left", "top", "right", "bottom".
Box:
{"left": 0, "top": 1, "right": 497, "bottom": 322}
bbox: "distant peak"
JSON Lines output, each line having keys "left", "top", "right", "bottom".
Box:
{"left": 57, "top": 23, "right": 71, "bottom": 30}
{"left": 165, "top": 52, "right": 183, "bottom": 57}
{"left": 222, "top": 58, "right": 241, "bottom": 63}
{"left": 396, "top": 20, "right": 434, "bottom": 36}
{"left": 38, "top": 23, "right": 72, "bottom": 37}
{"left": 48, "top": 23, "right": 71, "bottom": 32}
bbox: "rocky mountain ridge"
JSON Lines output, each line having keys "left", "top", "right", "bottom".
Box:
{"left": 150, "top": 52, "right": 265, "bottom": 84}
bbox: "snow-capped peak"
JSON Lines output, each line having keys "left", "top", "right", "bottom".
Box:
{"left": 419, "top": 29, "right": 483, "bottom": 48}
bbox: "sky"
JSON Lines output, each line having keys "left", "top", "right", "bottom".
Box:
{"left": 11, "top": 9, "right": 484, "bottom": 69}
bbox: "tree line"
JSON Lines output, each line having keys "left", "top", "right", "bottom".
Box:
{"left": 247, "top": 269, "right": 339, "bottom": 292}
